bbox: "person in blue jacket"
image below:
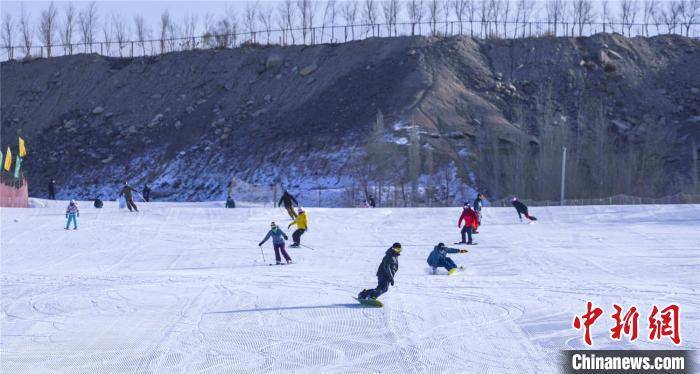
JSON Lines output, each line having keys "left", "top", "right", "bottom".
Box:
{"left": 259, "top": 221, "right": 292, "bottom": 265}
{"left": 427, "top": 243, "right": 467, "bottom": 275}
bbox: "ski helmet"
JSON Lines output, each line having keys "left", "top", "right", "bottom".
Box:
{"left": 70, "top": 199, "right": 75, "bottom": 205}
{"left": 512, "top": 197, "right": 518, "bottom": 202}
{"left": 270, "top": 221, "right": 276, "bottom": 228}
{"left": 391, "top": 242, "right": 402, "bottom": 253}
{"left": 297, "top": 207, "right": 304, "bottom": 213}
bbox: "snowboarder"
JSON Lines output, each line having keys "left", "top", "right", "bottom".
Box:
{"left": 473, "top": 193, "right": 484, "bottom": 232}
{"left": 457, "top": 202, "right": 479, "bottom": 245}
{"left": 118, "top": 182, "right": 139, "bottom": 212}
{"left": 259, "top": 222, "right": 292, "bottom": 265}
{"left": 288, "top": 207, "right": 307, "bottom": 248}
{"left": 358, "top": 242, "right": 401, "bottom": 300}
{"left": 48, "top": 179, "right": 56, "bottom": 200}
{"left": 65, "top": 199, "right": 79, "bottom": 230}
{"left": 368, "top": 195, "right": 376, "bottom": 208}
{"left": 94, "top": 197, "right": 103, "bottom": 208}
{"left": 278, "top": 190, "right": 299, "bottom": 219}
{"left": 427, "top": 243, "right": 468, "bottom": 275}
{"left": 143, "top": 184, "right": 151, "bottom": 202}
{"left": 511, "top": 197, "right": 538, "bottom": 222}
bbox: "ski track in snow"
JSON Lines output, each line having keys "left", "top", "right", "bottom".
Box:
{"left": 1, "top": 201, "right": 699, "bottom": 373}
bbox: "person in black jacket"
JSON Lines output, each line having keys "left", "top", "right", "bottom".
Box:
{"left": 358, "top": 243, "right": 401, "bottom": 300}
{"left": 367, "top": 195, "right": 376, "bottom": 208}
{"left": 278, "top": 190, "right": 299, "bottom": 219}
{"left": 48, "top": 179, "right": 56, "bottom": 200}
{"left": 511, "top": 197, "right": 538, "bottom": 221}
{"left": 143, "top": 184, "right": 151, "bottom": 202}
{"left": 473, "top": 193, "right": 484, "bottom": 232}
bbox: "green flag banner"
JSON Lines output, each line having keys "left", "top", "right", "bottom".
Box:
{"left": 14, "top": 156, "right": 23, "bottom": 178}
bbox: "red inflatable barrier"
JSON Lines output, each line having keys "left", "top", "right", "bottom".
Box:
{"left": 0, "top": 176, "right": 29, "bottom": 208}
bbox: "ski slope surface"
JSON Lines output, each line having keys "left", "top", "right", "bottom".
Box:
{"left": 2, "top": 202, "right": 699, "bottom": 373}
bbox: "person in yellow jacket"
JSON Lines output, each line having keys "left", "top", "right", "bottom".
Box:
{"left": 288, "top": 207, "right": 308, "bottom": 248}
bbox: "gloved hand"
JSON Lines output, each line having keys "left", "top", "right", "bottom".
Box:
{"left": 287, "top": 224, "right": 291, "bottom": 229}
{"left": 390, "top": 280, "right": 394, "bottom": 286}
{"left": 77, "top": 214, "right": 80, "bottom": 217}
{"left": 65, "top": 214, "right": 68, "bottom": 218}
{"left": 258, "top": 242, "right": 263, "bottom": 247}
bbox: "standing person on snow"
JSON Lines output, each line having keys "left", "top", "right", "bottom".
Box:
{"left": 288, "top": 207, "right": 308, "bottom": 248}
{"left": 142, "top": 184, "right": 151, "bottom": 202}
{"left": 65, "top": 200, "right": 79, "bottom": 230}
{"left": 278, "top": 190, "right": 299, "bottom": 219}
{"left": 367, "top": 195, "right": 376, "bottom": 208}
{"left": 511, "top": 197, "right": 538, "bottom": 222}
{"left": 473, "top": 193, "right": 485, "bottom": 232}
{"left": 358, "top": 243, "right": 401, "bottom": 300}
{"left": 119, "top": 182, "right": 139, "bottom": 212}
{"left": 48, "top": 179, "right": 56, "bottom": 200}
{"left": 427, "top": 243, "right": 468, "bottom": 275}
{"left": 457, "top": 202, "right": 479, "bottom": 245}
{"left": 259, "top": 222, "right": 293, "bottom": 265}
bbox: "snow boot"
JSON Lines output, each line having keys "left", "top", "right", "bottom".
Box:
{"left": 448, "top": 268, "right": 459, "bottom": 276}
{"left": 431, "top": 267, "right": 438, "bottom": 275}
{"left": 290, "top": 243, "right": 300, "bottom": 248}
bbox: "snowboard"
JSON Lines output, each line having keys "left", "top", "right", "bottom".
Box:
{"left": 269, "top": 262, "right": 294, "bottom": 266}
{"left": 454, "top": 242, "right": 478, "bottom": 245}
{"left": 353, "top": 297, "right": 383, "bottom": 307}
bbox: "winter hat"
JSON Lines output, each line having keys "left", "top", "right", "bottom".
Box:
{"left": 391, "top": 242, "right": 402, "bottom": 253}
{"left": 437, "top": 242, "right": 445, "bottom": 248}
{"left": 70, "top": 199, "right": 75, "bottom": 205}
{"left": 297, "top": 207, "right": 304, "bottom": 213}
{"left": 270, "top": 221, "right": 277, "bottom": 228}
{"left": 512, "top": 197, "right": 518, "bottom": 202}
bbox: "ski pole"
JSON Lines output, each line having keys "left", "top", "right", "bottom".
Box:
{"left": 300, "top": 243, "right": 316, "bottom": 251}
{"left": 259, "top": 245, "right": 266, "bottom": 262}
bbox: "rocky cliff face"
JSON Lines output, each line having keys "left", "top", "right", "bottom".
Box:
{"left": 2, "top": 34, "right": 698, "bottom": 204}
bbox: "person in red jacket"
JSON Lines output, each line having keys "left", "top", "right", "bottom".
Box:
{"left": 457, "top": 202, "right": 479, "bottom": 244}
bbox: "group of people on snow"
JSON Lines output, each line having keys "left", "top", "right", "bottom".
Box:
{"left": 355, "top": 193, "right": 538, "bottom": 301}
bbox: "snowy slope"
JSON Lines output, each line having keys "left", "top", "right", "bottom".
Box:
{"left": 1, "top": 202, "right": 699, "bottom": 373}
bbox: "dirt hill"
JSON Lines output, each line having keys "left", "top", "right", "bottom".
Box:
{"left": 2, "top": 34, "right": 698, "bottom": 204}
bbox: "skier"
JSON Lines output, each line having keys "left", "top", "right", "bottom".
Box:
{"left": 473, "top": 193, "right": 484, "bottom": 232}
{"left": 143, "top": 184, "right": 151, "bottom": 202}
{"left": 278, "top": 190, "right": 299, "bottom": 219}
{"left": 94, "top": 197, "right": 103, "bottom": 208}
{"left": 118, "top": 182, "right": 139, "bottom": 212}
{"left": 65, "top": 199, "right": 79, "bottom": 230}
{"left": 288, "top": 207, "right": 307, "bottom": 248}
{"left": 457, "top": 202, "right": 479, "bottom": 245}
{"left": 368, "top": 195, "right": 376, "bottom": 208}
{"left": 48, "top": 179, "right": 56, "bottom": 200}
{"left": 511, "top": 197, "right": 538, "bottom": 222}
{"left": 259, "top": 222, "right": 292, "bottom": 265}
{"left": 358, "top": 243, "right": 401, "bottom": 300}
{"left": 427, "top": 243, "right": 468, "bottom": 275}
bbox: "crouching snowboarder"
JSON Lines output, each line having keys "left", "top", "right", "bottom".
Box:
{"left": 427, "top": 243, "right": 467, "bottom": 275}
{"left": 288, "top": 207, "right": 307, "bottom": 248}
{"left": 358, "top": 242, "right": 401, "bottom": 302}
{"left": 259, "top": 222, "right": 293, "bottom": 265}
{"left": 511, "top": 197, "right": 537, "bottom": 222}
{"left": 65, "top": 199, "right": 79, "bottom": 230}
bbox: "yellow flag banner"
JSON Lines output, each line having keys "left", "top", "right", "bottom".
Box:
{"left": 3, "top": 147, "right": 12, "bottom": 171}
{"left": 19, "top": 137, "right": 27, "bottom": 157}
